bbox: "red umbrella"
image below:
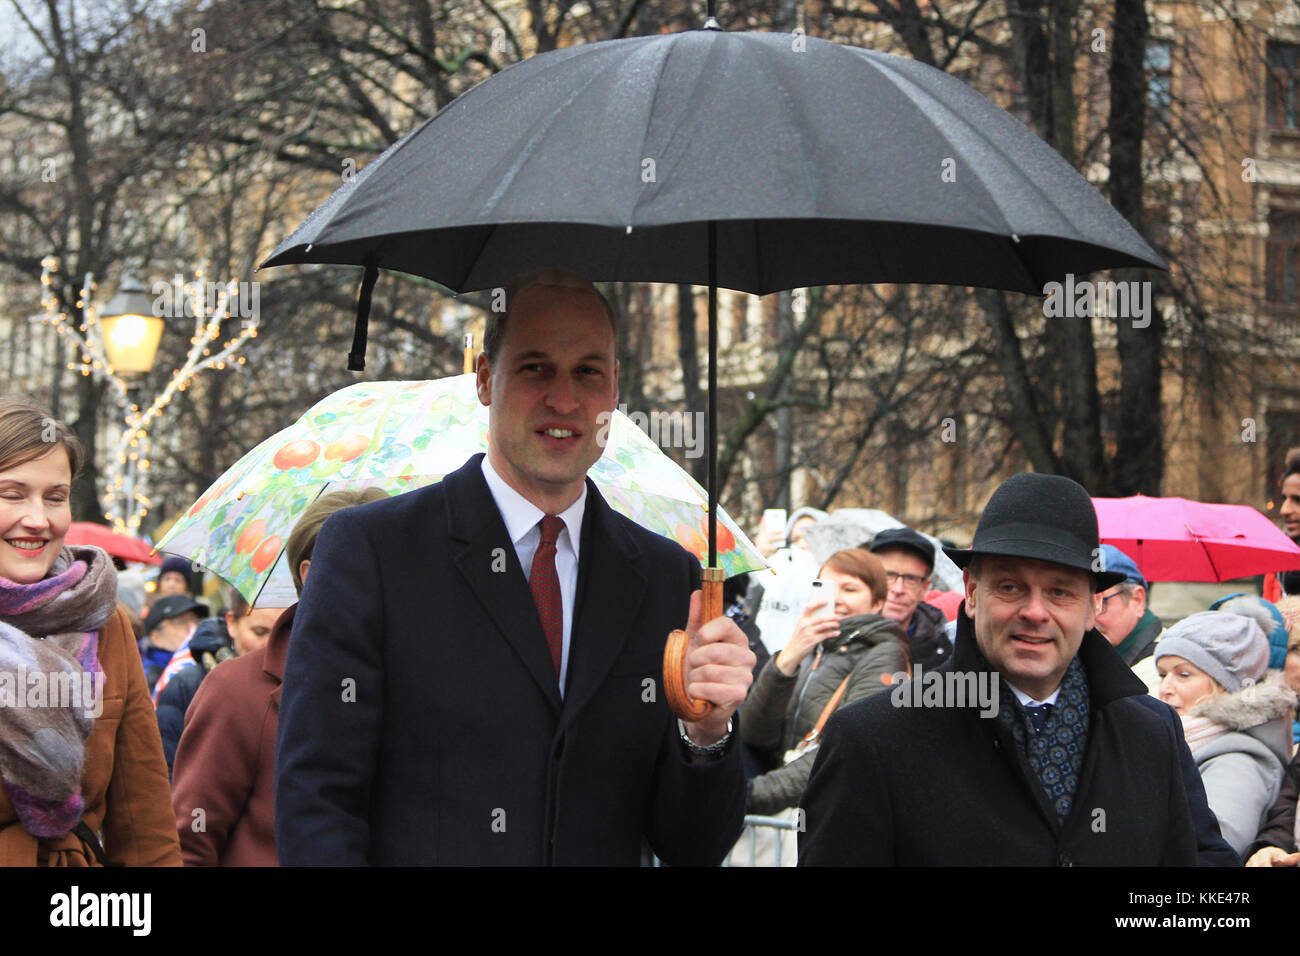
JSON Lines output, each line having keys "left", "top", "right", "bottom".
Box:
{"left": 1092, "top": 495, "right": 1300, "bottom": 582}
{"left": 64, "top": 522, "right": 161, "bottom": 565}
{"left": 924, "top": 589, "right": 966, "bottom": 622}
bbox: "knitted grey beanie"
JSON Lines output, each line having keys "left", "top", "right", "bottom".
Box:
{"left": 1155, "top": 611, "right": 1268, "bottom": 693}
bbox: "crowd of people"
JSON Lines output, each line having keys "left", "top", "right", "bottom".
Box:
{"left": 4, "top": 269, "right": 1300, "bottom": 866}
{"left": 730, "top": 456, "right": 1300, "bottom": 865}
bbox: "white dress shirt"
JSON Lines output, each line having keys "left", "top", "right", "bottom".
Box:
{"left": 1007, "top": 683, "right": 1061, "bottom": 708}
{"left": 480, "top": 457, "right": 585, "bottom": 696}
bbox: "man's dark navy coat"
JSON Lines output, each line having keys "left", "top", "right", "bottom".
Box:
{"left": 798, "top": 612, "right": 1199, "bottom": 866}
{"left": 275, "top": 454, "right": 745, "bottom": 865}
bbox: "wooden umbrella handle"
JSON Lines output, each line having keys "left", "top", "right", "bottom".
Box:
{"left": 663, "top": 569, "right": 725, "bottom": 722}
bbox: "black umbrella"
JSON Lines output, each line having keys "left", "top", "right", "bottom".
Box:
{"left": 262, "top": 24, "right": 1164, "bottom": 717}
{"left": 265, "top": 28, "right": 1160, "bottom": 293}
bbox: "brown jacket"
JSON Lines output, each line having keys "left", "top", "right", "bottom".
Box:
{"left": 0, "top": 605, "right": 182, "bottom": 866}
{"left": 171, "top": 605, "right": 291, "bottom": 866}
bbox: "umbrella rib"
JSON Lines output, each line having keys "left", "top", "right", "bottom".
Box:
{"left": 845, "top": 52, "right": 1015, "bottom": 234}
{"left": 1201, "top": 540, "right": 1223, "bottom": 583}
{"left": 246, "top": 484, "right": 332, "bottom": 609}
{"left": 858, "top": 51, "right": 1091, "bottom": 275}
{"left": 479, "top": 48, "right": 643, "bottom": 220}
{"left": 624, "top": 36, "right": 687, "bottom": 231}
{"left": 266, "top": 118, "right": 433, "bottom": 263}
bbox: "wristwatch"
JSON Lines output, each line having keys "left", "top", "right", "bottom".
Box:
{"left": 678, "top": 718, "right": 732, "bottom": 757}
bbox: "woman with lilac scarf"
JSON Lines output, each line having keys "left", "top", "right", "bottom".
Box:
{"left": 0, "top": 397, "right": 179, "bottom": 866}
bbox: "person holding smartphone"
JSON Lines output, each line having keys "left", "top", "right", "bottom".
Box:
{"left": 739, "top": 549, "right": 910, "bottom": 829}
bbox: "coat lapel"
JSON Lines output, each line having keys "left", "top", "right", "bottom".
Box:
{"left": 1058, "top": 630, "right": 1147, "bottom": 831}
{"left": 990, "top": 709, "right": 1065, "bottom": 837}
{"left": 443, "top": 455, "right": 562, "bottom": 714}
{"left": 558, "top": 480, "right": 648, "bottom": 726}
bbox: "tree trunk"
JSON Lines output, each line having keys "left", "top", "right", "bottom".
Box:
{"left": 982, "top": 290, "right": 1059, "bottom": 474}
{"left": 676, "top": 284, "right": 706, "bottom": 483}
{"left": 1049, "top": 0, "right": 1080, "bottom": 167}
{"left": 70, "top": 376, "right": 105, "bottom": 522}
{"left": 1007, "top": 0, "right": 1052, "bottom": 129}
{"left": 1108, "top": 0, "right": 1162, "bottom": 495}
{"left": 1007, "top": 0, "right": 1105, "bottom": 487}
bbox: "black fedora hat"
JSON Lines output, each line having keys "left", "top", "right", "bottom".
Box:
{"left": 943, "top": 472, "right": 1126, "bottom": 590}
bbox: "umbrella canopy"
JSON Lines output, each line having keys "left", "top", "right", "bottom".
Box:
{"left": 261, "top": 25, "right": 1167, "bottom": 720}
{"left": 64, "top": 522, "right": 161, "bottom": 565}
{"left": 156, "top": 375, "right": 765, "bottom": 607}
{"left": 264, "top": 29, "right": 1162, "bottom": 294}
{"left": 262, "top": 27, "right": 1163, "bottom": 567}
{"left": 1093, "top": 495, "right": 1300, "bottom": 583}
{"left": 798, "top": 508, "right": 963, "bottom": 592}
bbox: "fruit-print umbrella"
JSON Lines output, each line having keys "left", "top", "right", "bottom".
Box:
{"left": 155, "top": 375, "right": 765, "bottom": 608}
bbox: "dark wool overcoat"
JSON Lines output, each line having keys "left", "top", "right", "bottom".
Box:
{"left": 799, "top": 611, "right": 1197, "bottom": 866}
{"left": 275, "top": 454, "right": 745, "bottom": 865}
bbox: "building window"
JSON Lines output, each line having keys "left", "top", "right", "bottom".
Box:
{"left": 1267, "top": 206, "right": 1300, "bottom": 307}
{"left": 1268, "top": 42, "right": 1300, "bottom": 130}
{"left": 1146, "top": 42, "right": 1172, "bottom": 127}
{"left": 1267, "top": 408, "right": 1300, "bottom": 504}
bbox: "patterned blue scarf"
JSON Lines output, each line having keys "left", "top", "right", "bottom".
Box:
{"left": 997, "top": 656, "right": 1091, "bottom": 823}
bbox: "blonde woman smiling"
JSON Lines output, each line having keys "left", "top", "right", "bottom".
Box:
{"left": 1157, "top": 611, "right": 1296, "bottom": 859}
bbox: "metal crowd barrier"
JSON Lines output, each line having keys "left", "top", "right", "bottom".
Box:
{"left": 723, "top": 814, "right": 802, "bottom": 867}
{"left": 645, "top": 813, "right": 802, "bottom": 867}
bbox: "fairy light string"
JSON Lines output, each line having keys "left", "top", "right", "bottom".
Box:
{"left": 38, "top": 255, "right": 258, "bottom": 534}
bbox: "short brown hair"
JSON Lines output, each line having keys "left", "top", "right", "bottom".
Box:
{"left": 821, "top": 548, "right": 889, "bottom": 604}
{"left": 286, "top": 488, "right": 390, "bottom": 594}
{"left": 482, "top": 269, "right": 617, "bottom": 363}
{"left": 227, "top": 586, "right": 250, "bottom": 619}
{"left": 0, "top": 395, "right": 84, "bottom": 478}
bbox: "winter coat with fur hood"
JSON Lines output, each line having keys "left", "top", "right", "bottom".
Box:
{"left": 1187, "top": 672, "right": 1296, "bottom": 858}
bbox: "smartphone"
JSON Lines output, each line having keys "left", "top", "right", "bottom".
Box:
{"left": 763, "top": 508, "right": 787, "bottom": 537}
{"left": 809, "top": 579, "right": 839, "bottom": 619}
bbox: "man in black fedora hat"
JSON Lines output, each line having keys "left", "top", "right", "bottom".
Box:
{"left": 798, "top": 472, "right": 1198, "bottom": 865}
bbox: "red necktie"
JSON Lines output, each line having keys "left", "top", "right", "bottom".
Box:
{"left": 529, "top": 515, "right": 564, "bottom": 675}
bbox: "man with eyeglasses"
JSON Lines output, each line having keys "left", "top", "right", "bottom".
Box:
{"left": 1095, "top": 544, "right": 1162, "bottom": 670}
{"left": 869, "top": 527, "right": 952, "bottom": 668}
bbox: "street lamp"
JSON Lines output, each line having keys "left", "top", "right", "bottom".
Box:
{"left": 40, "top": 256, "right": 257, "bottom": 534}
{"left": 98, "top": 273, "right": 163, "bottom": 538}
{"left": 99, "top": 275, "right": 164, "bottom": 377}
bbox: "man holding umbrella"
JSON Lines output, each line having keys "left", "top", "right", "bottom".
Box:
{"left": 276, "top": 269, "right": 754, "bottom": 865}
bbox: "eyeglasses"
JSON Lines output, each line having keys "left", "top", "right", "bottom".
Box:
{"left": 1099, "top": 590, "right": 1130, "bottom": 612}
{"left": 884, "top": 571, "right": 928, "bottom": 591}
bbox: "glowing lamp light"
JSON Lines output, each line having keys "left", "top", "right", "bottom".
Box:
{"left": 100, "top": 275, "right": 164, "bottom": 376}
